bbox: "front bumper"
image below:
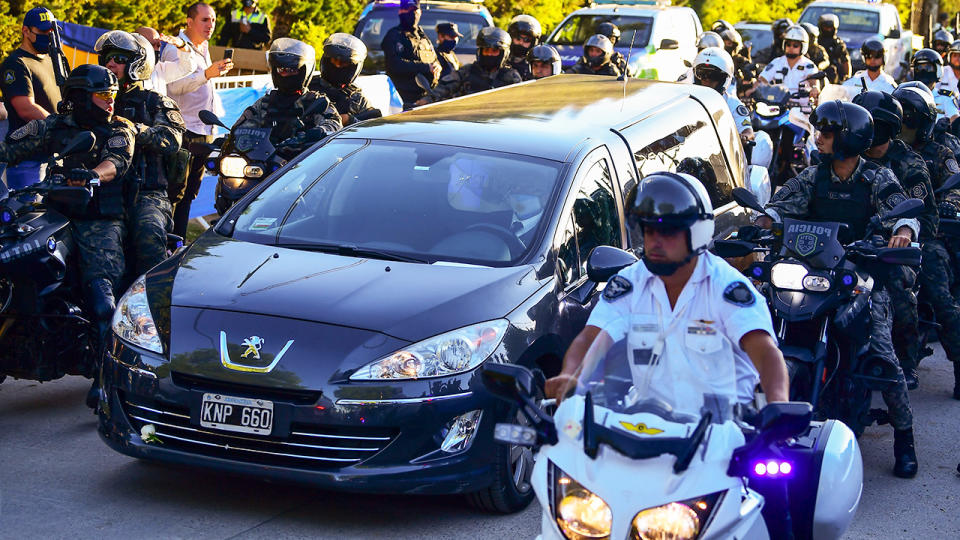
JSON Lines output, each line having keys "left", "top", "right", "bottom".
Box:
{"left": 97, "top": 337, "right": 504, "bottom": 495}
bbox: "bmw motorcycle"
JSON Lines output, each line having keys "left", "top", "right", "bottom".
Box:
{"left": 481, "top": 274, "right": 862, "bottom": 539}
{"left": 0, "top": 132, "right": 107, "bottom": 384}
{"left": 715, "top": 188, "right": 924, "bottom": 437}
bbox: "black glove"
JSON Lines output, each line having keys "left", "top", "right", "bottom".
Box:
{"left": 939, "top": 200, "right": 960, "bottom": 219}
{"left": 66, "top": 168, "right": 100, "bottom": 185}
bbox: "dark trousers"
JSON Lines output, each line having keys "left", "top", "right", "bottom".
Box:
{"left": 172, "top": 131, "right": 214, "bottom": 237}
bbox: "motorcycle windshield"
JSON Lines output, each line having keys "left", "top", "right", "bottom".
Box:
{"left": 570, "top": 316, "right": 735, "bottom": 447}
{"left": 753, "top": 84, "right": 790, "bottom": 105}
{"left": 231, "top": 127, "right": 275, "bottom": 161}
{"left": 780, "top": 218, "right": 846, "bottom": 268}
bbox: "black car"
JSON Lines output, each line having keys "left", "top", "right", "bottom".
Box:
{"left": 353, "top": 0, "right": 494, "bottom": 74}
{"left": 97, "top": 75, "right": 767, "bottom": 513}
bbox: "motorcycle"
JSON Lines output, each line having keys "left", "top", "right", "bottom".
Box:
{"left": 916, "top": 173, "right": 960, "bottom": 364}
{"left": 0, "top": 132, "right": 106, "bottom": 384}
{"left": 481, "top": 268, "right": 862, "bottom": 539}
{"left": 714, "top": 188, "right": 924, "bottom": 436}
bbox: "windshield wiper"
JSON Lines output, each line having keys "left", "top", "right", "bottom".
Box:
{"left": 273, "top": 243, "right": 429, "bottom": 264}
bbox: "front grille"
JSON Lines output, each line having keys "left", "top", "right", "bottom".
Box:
{"left": 121, "top": 393, "right": 396, "bottom": 469}
{"left": 171, "top": 372, "right": 322, "bottom": 406}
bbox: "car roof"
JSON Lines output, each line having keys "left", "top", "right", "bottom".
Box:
{"left": 335, "top": 74, "right": 726, "bottom": 162}
{"left": 563, "top": 5, "right": 694, "bottom": 17}
{"left": 366, "top": 0, "right": 487, "bottom": 13}
{"left": 803, "top": 0, "right": 885, "bottom": 10}
{"left": 735, "top": 23, "right": 773, "bottom": 30}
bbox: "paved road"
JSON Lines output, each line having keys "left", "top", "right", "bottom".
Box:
{"left": 1, "top": 348, "right": 958, "bottom": 539}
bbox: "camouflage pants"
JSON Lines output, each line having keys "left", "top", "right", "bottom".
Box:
{"left": 127, "top": 189, "right": 173, "bottom": 276}
{"left": 917, "top": 240, "right": 960, "bottom": 366}
{"left": 889, "top": 266, "right": 920, "bottom": 371}
{"left": 72, "top": 218, "right": 126, "bottom": 293}
{"left": 870, "top": 288, "right": 913, "bottom": 431}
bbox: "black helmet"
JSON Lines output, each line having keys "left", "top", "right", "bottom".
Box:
{"left": 527, "top": 44, "right": 561, "bottom": 77}
{"left": 321, "top": 33, "right": 366, "bottom": 87}
{"left": 696, "top": 31, "right": 724, "bottom": 52}
{"left": 507, "top": 14, "right": 542, "bottom": 40}
{"left": 771, "top": 18, "right": 793, "bottom": 39}
{"left": 267, "top": 38, "right": 316, "bottom": 93}
{"left": 809, "top": 101, "right": 874, "bottom": 160}
{"left": 625, "top": 172, "right": 715, "bottom": 274}
{"left": 716, "top": 26, "right": 743, "bottom": 55}
{"left": 583, "top": 34, "right": 613, "bottom": 68}
{"left": 861, "top": 38, "right": 885, "bottom": 58}
{"left": 817, "top": 13, "right": 839, "bottom": 33}
{"left": 852, "top": 91, "right": 902, "bottom": 146}
{"left": 476, "top": 27, "right": 510, "bottom": 70}
{"left": 64, "top": 64, "right": 119, "bottom": 125}
{"left": 711, "top": 19, "right": 734, "bottom": 34}
{"left": 94, "top": 30, "right": 154, "bottom": 83}
{"left": 911, "top": 48, "right": 943, "bottom": 86}
{"left": 596, "top": 21, "right": 621, "bottom": 44}
{"left": 933, "top": 29, "right": 954, "bottom": 52}
{"left": 893, "top": 83, "right": 938, "bottom": 142}
{"left": 800, "top": 22, "right": 819, "bottom": 40}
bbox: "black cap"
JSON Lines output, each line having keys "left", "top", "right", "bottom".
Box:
{"left": 399, "top": 0, "right": 420, "bottom": 9}
{"left": 436, "top": 22, "right": 462, "bottom": 38}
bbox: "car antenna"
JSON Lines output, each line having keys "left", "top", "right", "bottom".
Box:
{"left": 621, "top": 24, "right": 637, "bottom": 110}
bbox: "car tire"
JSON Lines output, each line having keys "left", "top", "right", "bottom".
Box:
{"left": 465, "top": 380, "right": 543, "bottom": 514}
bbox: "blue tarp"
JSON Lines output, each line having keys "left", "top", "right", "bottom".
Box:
{"left": 60, "top": 21, "right": 108, "bottom": 52}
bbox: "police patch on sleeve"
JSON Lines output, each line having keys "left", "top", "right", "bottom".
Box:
{"left": 912, "top": 184, "right": 928, "bottom": 199}
{"left": 107, "top": 136, "right": 127, "bottom": 149}
{"left": 602, "top": 276, "right": 632, "bottom": 301}
{"left": 161, "top": 97, "right": 178, "bottom": 109}
{"left": 948, "top": 159, "right": 960, "bottom": 174}
{"left": 9, "top": 121, "right": 37, "bottom": 140}
{"left": 736, "top": 104, "right": 749, "bottom": 116}
{"left": 885, "top": 192, "right": 906, "bottom": 208}
{"left": 166, "top": 110, "right": 184, "bottom": 125}
{"left": 3, "top": 70, "right": 14, "bottom": 85}
{"left": 723, "top": 281, "right": 755, "bottom": 307}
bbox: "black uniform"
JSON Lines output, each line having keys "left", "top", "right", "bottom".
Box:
{"left": 381, "top": 25, "right": 438, "bottom": 106}
{"left": 218, "top": 8, "right": 271, "bottom": 50}
{"left": 0, "top": 48, "right": 61, "bottom": 139}
{"left": 732, "top": 52, "right": 756, "bottom": 96}
{"left": 611, "top": 51, "right": 628, "bottom": 76}
{"left": 429, "top": 62, "right": 522, "bottom": 101}
{"left": 806, "top": 41, "right": 831, "bottom": 71}
{"left": 818, "top": 34, "right": 851, "bottom": 83}
{"left": 437, "top": 49, "right": 460, "bottom": 79}
{"left": 565, "top": 60, "right": 621, "bottom": 77}
{"left": 309, "top": 77, "right": 382, "bottom": 126}
{"left": 507, "top": 55, "right": 533, "bottom": 81}
{"left": 116, "top": 83, "right": 186, "bottom": 276}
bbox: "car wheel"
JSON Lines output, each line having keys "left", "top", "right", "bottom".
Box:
{"left": 466, "top": 384, "right": 542, "bottom": 514}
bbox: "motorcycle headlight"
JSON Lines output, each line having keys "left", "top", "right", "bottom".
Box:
{"left": 219, "top": 155, "right": 248, "bottom": 178}
{"left": 630, "top": 492, "right": 723, "bottom": 540}
{"left": 770, "top": 262, "right": 808, "bottom": 290}
{"left": 756, "top": 102, "right": 780, "bottom": 116}
{"left": 350, "top": 319, "right": 509, "bottom": 380}
{"left": 550, "top": 462, "right": 612, "bottom": 540}
{"left": 244, "top": 165, "right": 264, "bottom": 178}
{"left": 111, "top": 275, "right": 163, "bottom": 354}
{"left": 802, "top": 274, "right": 832, "bottom": 292}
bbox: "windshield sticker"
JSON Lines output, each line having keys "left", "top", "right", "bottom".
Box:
{"left": 249, "top": 217, "right": 277, "bottom": 231}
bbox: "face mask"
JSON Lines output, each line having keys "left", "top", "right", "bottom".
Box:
{"left": 436, "top": 40, "right": 457, "bottom": 53}
{"left": 725, "top": 44, "right": 736, "bottom": 54}
{"left": 915, "top": 71, "right": 938, "bottom": 85}
{"left": 478, "top": 53, "right": 502, "bottom": 70}
{"left": 32, "top": 32, "right": 50, "bottom": 54}
{"left": 398, "top": 11, "right": 419, "bottom": 30}
{"left": 509, "top": 43, "right": 530, "bottom": 59}
{"left": 323, "top": 62, "right": 356, "bottom": 87}
{"left": 820, "top": 28, "right": 835, "bottom": 39}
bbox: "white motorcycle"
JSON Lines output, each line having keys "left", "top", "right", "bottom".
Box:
{"left": 483, "top": 257, "right": 863, "bottom": 539}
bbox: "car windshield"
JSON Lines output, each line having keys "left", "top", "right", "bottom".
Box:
{"left": 548, "top": 15, "right": 652, "bottom": 47}
{"left": 736, "top": 26, "right": 773, "bottom": 54}
{"left": 229, "top": 139, "right": 563, "bottom": 266}
{"left": 357, "top": 11, "right": 487, "bottom": 50}
{"left": 799, "top": 7, "right": 880, "bottom": 33}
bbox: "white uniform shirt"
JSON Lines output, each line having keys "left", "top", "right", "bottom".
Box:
{"left": 942, "top": 67, "right": 960, "bottom": 94}
{"left": 586, "top": 253, "right": 774, "bottom": 410}
{"left": 163, "top": 31, "right": 224, "bottom": 135}
{"left": 760, "top": 56, "right": 819, "bottom": 106}
{"left": 933, "top": 80, "right": 960, "bottom": 120}
{"left": 842, "top": 69, "right": 897, "bottom": 93}
{"left": 145, "top": 44, "right": 197, "bottom": 96}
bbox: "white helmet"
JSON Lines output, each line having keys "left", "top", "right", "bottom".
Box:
{"left": 627, "top": 172, "right": 715, "bottom": 266}
{"left": 782, "top": 25, "right": 809, "bottom": 55}
{"left": 696, "top": 31, "right": 724, "bottom": 51}
{"left": 694, "top": 47, "right": 734, "bottom": 79}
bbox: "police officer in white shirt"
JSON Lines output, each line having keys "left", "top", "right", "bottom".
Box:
{"left": 844, "top": 38, "right": 896, "bottom": 93}
{"left": 688, "top": 47, "right": 755, "bottom": 145}
{"left": 757, "top": 25, "right": 820, "bottom": 106}
{"left": 544, "top": 172, "right": 790, "bottom": 406}
{"left": 942, "top": 40, "right": 960, "bottom": 94}
{"left": 910, "top": 48, "right": 960, "bottom": 121}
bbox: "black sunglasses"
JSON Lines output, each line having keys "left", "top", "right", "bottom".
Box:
{"left": 104, "top": 52, "right": 132, "bottom": 64}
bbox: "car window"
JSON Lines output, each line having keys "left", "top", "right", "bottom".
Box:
{"left": 358, "top": 11, "right": 486, "bottom": 50}
{"left": 572, "top": 157, "right": 622, "bottom": 275}
{"left": 737, "top": 26, "right": 773, "bottom": 57}
{"left": 231, "top": 139, "right": 564, "bottom": 267}
{"left": 548, "top": 15, "right": 653, "bottom": 47}
{"left": 799, "top": 7, "right": 880, "bottom": 34}
{"left": 556, "top": 211, "right": 580, "bottom": 285}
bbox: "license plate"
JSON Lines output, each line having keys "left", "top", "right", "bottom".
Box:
{"left": 200, "top": 393, "right": 274, "bottom": 435}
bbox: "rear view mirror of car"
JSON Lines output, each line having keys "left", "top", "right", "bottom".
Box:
{"left": 586, "top": 246, "right": 638, "bottom": 283}
{"left": 659, "top": 38, "right": 679, "bottom": 50}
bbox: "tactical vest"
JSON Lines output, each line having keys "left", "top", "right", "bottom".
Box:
{"left": 231, "top": 9, "right": 266, "bottom": 24}
{"left": 263, "top": 91, "right": 309, "bottom": 144}
{"left": 463, "top": 64, "right": 516, "bottom": 95}
{"left": 808, "top": 161, "right": 877, "bottom": 240}
{"left": 47, "top": 116, "right": 126, "bottom": 219}
{"left": 117, "top": 88, "right": 169, "bottom": 192}
{"left": 885, "top": 141, "right": 939, "bottom": 240}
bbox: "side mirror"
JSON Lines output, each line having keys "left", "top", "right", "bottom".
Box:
{"left": 480, "top": 362, "right": 535, "bottom": 404}
{"left": 712, "top": 239, "right": 756, "bottom": 258}
{"left": 887, "top": 29, "right": 901, "bottom": 39}
{"left": 881, "top": 197, "right": 923, "bottom": 220}
{"left": 659, "top": 38, "right": 679, "bottom": 50}
{"left": 58, "top": 131, "right": 97, "bottom": 158}
{"left": 44, "top": 186, "right": 93, "bottom": 209}
{"left": 732, "top": 186, "right": 765, "bottom": 213}
{"left": 199, "top": 109, "right": 228, "bottom": 129}
{"left": 683, "top": 59, "right": 692, "bottom": 68}
{"left": 757, "top": 401, "right": 813, "bottom": 442}
{"left": 586, "top": 246, "right": 639, "bottom": 283}
{"left": 936, "top": 173, "right": 960, "bottom": 194}
{"left": 878, "top": 246, "right": 922, "bottom": 266}
{"left": 744, "top": 165, "right": 771, "bottom": 207}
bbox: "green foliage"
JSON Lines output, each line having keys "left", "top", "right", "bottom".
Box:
{"left": 484, "top": 0, "right": 585, "bottom": 35}
{"left": 691, "top": 0, "right": 804, "bottom": 26}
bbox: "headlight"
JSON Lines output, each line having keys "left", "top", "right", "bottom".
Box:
{"left": 770, "top": 262, "right": 808, "bottom": 290}
{"left": 244, "top": 165, "right": 264, "bottom": 178}
{"left": 219, "top": 155, "right": 248, "bottom": 177}
{"left": 756, "top": 102, "right": 780, "bottom": 116}
{"left": 551, "top": 462, "right": 612, "bottom": 540}
{"left": 630, "top": 492, "right": 723, "bottom": 540}
{"left": 350, "top": 319, "right": 509, "bottom": 380}
{"left": 111, "top": 274, "right": 163, "bottom": 354}
{"left": 802, "top": 274, "right": 832, "bottom": 292}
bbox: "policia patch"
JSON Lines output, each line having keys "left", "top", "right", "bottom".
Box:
{"left": 723, "top": 281, "right": 755, "bottom": 307}
{"left": 603, "top": 276, "right": 633, "bottom": 301}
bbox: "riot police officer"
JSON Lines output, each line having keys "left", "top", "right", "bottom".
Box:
{"left": 434, "top": 22, "right": 462, "bottom": 79}
{"left": 422, "top": 27, "right": 521, "bottom": 103}
{"left": 756, "top": 100, "right": 919, "bottom": 478}
{"left": 507, "top": 14, "right": 541, "bottom": 81}
{"left": 597, "top": 22, "right": 627, "bottom": 76}
{"left": 381, "top": 0, "right": 441, "bottom": 109}
{"left": 817, "top": 13, "right": 851, "bottom": 83}
{"left": 231, "top": 38, "right": 341, "bottom": 158}
{"left": 565, "top": 34, "right": 620, "bottom": 76}
{"left": 909, "top": 48, "right": 960, "bottom": 121}
{"left": 527, "top": 44, "right": 561, "bottom": 79}
{"left": 715, "top": 25, "right": 755, "bottom": 97}
{"left": 933, "top": 29, "right": 954, "bottom": 58}
{"left": 800, "top": 22, "right": 830, "bottom": 71}
{"left": 309, "top": 33, "right": 382, "bottom": 127}
{"left": 0, "top": 64, "right": 136, "bottom": 406}
{"left": 95, "top": 30, "right": 185, "bottom": 277}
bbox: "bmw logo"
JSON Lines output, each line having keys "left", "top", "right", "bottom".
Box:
{"left": 46, "top": 237, "right": 57, "bottom": 252}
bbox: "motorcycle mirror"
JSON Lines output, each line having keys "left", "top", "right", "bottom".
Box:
{"left": 756, "top": 401, "right": 813, "bottom": 442}
{"left": 804, "top": 71, "right": 827, "bottom": 82}
{"left": 732, "top": 187, "right": 765, "bottom": 213}
{"left": 58, "top": 131, "right": 97, "bottom": 158}
{"left": 480, "top": 363, "right": 535, "bottom": 404}
{"left": 586, "top": 246, "right": 639, "bottom": 283}
{"left": 936, "top": 173, "right": 960, "bottom": 194}
{"left": 712, "top": 239, "right": 755, "bottom": 258}
{"left": 881, "top": 197, "right": 923, "bottom": 221}
{"left": 199, "top": 109, "right": 228, "bottom": 129}
{"left": 44, "top": 186, "right": 93, "bottom": 209}
{"left": 878, "top": 246, "right": 922, "bottom": 266}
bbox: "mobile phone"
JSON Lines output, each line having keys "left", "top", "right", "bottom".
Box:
{"left": 224, "top": 48, "right": 234, "bottom": 61}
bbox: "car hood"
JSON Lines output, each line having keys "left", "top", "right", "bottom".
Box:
{"left": 170, "top": 233, "right": 541, "bottom": 342}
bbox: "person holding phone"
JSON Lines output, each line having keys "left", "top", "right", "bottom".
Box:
{"left": 135, "top": 26, "right": 196, "bottom": 96}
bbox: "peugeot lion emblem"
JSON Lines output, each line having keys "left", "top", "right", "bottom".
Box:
{"left": 220, "top": 331, "right": 294, "bottom": 373}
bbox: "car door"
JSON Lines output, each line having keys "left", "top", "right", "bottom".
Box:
{"left": 553, "top": 146, "right": 625, "bottom": 340}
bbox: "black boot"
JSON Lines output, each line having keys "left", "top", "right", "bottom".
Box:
{"left": 893, "top": 428, "right": 919, "bottom": 478}
{"left": 83, "top": 278, "right": 116, "bottom": 410}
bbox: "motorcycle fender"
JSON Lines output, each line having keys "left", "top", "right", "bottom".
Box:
{"left": 812, "top": 420, "right": 863, "bottom": 538}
